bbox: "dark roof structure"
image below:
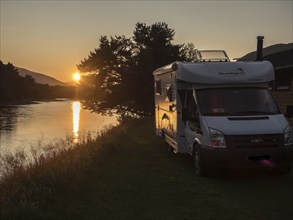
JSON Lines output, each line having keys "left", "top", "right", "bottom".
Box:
{"left": 239, "top": 43, "right": 293, "bottom": 62}
{"left": 262, "top": 49, "right": 293, "bottom": 70}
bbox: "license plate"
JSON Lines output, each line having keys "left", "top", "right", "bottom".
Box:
{"left": 248, "top": 155, "right": 271, "bottom": 161}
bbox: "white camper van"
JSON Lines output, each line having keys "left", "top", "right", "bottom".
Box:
{"left": 153, "top": 50, "right": 293, "bottom": 176}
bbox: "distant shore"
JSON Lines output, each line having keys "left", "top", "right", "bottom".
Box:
{"left": 0, "top": 100, "right": 39, "bottom": 106}
{"left": 0, "top": 98, "right": 72, "bottom": 107}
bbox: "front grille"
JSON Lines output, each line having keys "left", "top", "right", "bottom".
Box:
{"left": 226, "top": 134, "right": 282, "bottom": 149}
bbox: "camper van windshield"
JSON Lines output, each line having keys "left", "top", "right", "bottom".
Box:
{"left": 197, "top": 88, "right": 280, "bottom": 116}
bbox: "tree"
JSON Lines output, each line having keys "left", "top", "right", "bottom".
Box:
{"left": 0, "top": 61, "right": 21, "bottom": 100}
{"left": 78, "top": 35, "right": 136, "bottom": 116}
{"left": 181, "top": 43, "right": 200, "bottom": 62}
{"left": 77, "top": 22, "right": 195, "bottom": 117}
{"left": 132, "top": 22, "right": 185, "bottom": 114}
{"left": 0, "top": 60, "right": 75, "bottom": 101}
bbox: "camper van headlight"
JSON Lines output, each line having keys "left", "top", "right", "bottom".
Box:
{"left": 209, "top": 128, "right": 227, "bottom": 148}
{"left": 284, "top": 125, "right": 293, "bottom": 146}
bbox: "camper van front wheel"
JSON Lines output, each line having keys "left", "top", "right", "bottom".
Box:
{"left": 193, "top": 145, "right": 208, "bottom": 177}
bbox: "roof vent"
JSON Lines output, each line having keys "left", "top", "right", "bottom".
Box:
{"left": 256, "top": 36, "right": 264, "bottom": 61}
{"left": 198, "top": 50, "right": 230, "bottom": 62}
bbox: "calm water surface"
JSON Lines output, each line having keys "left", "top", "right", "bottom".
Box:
{"left": 0, "top": 100, "right": 117, "bottom": 156}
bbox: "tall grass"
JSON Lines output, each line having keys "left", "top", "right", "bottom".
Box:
{"left": 0, "top": 120, "right": 131, "bottom": 219}
{"left": 0, "top": 128, "right": 108, "bottom": 178}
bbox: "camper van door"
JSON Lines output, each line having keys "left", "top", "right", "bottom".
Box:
{"left": 184, "top": 90, "right": 201, "bottom": 153}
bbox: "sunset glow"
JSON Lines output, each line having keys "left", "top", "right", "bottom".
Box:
{"left": 73, "top": 72, "right": 81, "bottom": 82}
{"left": 1, "top": 1, "right": 292, "bottom": 82}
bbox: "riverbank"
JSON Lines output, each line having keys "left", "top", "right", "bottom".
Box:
{"left": 0, "top": 98, "right": 71, "bottom": 107}
{"left": 0, "top": 100, "right": 39, "bottom": 107}
{"left": 1, "top": 118, "right": 292, "bottom": 219}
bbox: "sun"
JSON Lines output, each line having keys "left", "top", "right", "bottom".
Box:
{"left": 73, "top": 72, "right": 81, "bottom": 82}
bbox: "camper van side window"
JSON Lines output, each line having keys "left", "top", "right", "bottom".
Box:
{"left": 155, "top": 80, "right": 162, "bottom": 95}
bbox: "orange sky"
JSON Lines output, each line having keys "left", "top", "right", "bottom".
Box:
{"left": 1, "top": 1, "right": 292, "bottom": 82}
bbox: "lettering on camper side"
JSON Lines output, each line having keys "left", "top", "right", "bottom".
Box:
{"left": 218, "top": 68, "right": 245, "bottom": 77}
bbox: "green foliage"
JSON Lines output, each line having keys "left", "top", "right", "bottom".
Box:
{"left": 77, "top": 22, "right": 195, "bottom": 117}
{"left": 0, "top": 61, "right": 75, "bottom": 101}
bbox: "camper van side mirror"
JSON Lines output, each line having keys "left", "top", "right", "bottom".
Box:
{"left": 286, "top": 105, "right": 293, "bottom": 118}
{"left": 182, "top": 108, "right": 188, "bottom": 121}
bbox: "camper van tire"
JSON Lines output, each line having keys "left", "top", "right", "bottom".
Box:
{"left": 193, "top": 144, "right": 209, "bottom": 177}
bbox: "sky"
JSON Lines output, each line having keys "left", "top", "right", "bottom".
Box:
{"left": 0, "top": 0, "right": 292, "bottom": 82}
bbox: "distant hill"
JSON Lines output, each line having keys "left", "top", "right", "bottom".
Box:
{"left": 16, "top": 67, "right": 68, "bottom": 86}
{"left": 240, "top": 43, "right": 293, "bottom": 61}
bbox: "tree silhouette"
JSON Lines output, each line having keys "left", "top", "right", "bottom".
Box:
{"left": 0, "top": 60, "right": 75, "bottom": 101}
{"left": 78, "top": 35, "right": 136, "bottom": 116}
{"left": 77, "top": 22, "right": 193, "bottom": 117}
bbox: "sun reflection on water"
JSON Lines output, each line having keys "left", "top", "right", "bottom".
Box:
{"left": 72, "top": 101, "right": 81, "bottom": 143}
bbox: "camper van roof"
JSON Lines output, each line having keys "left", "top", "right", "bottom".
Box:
{"left": 153, "top": 61, "right": 274, "bottom": 84}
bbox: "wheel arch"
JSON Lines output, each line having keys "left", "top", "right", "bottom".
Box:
{"left": 192, "top": 138, "right": 201, "bottom": 153}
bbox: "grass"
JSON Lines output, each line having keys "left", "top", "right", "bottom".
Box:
{"left": 0, "top": 117, "right": 293, "bottom": 220}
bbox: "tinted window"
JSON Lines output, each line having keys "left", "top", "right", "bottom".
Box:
{"left": 197, "top": 88, "right": 279, "bottom": 116}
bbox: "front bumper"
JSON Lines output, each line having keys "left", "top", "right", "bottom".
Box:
{"left": 201, "top": 144, "right": 293, "bottom": 169}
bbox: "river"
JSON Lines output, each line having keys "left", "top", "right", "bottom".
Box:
{"left": 0, "top": 100, "right": 118, "bottom": 157}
